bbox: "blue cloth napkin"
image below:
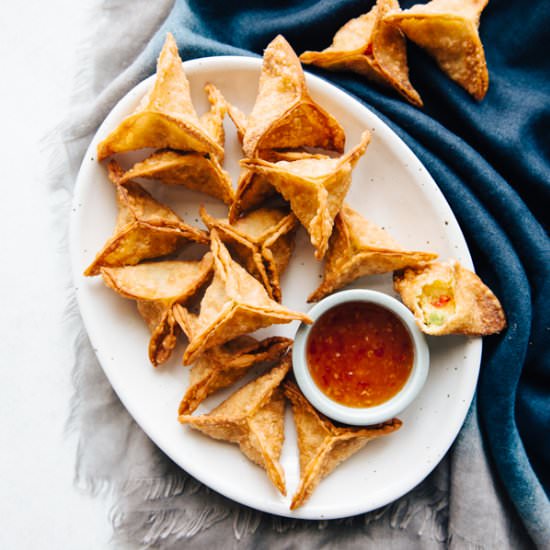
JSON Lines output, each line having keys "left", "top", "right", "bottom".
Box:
{"left": 87, "top": 0, "right": 550, "bottom": 546}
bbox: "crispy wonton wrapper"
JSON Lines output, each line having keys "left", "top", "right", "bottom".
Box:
{"left": 228, "top": 150, "right": 333, "bottom": 223}
{"left": 241, "top": 35, "right": 346, "bottom": 158}
{"left": 393, "top": 259, "right": 506, "bottom": 335}
{"left": 284, "top": 382, "right": 402, "bottom": 510}
{"left": 100, "top": 254, "right": 213, "bottom": 366}
{"left": 97, "top": 33, "right": 224, "bottom": 160}
{"left": 241, "top": 131, "right": 370, "bottom": 260}
{"left": 176, "top": 309, "right": 291, "bottom": 414}
{"left": 179, "top": 357, "right": 291, "bottom": 495}
{"left": 136, "top": 301, "right": 180, "bottom": 367}
{"left": 228, "top": 167, "right": 278, "bottom": 223}
{"left": 384, "top": 0, "right": 489, "bottom": 100}
{"left": 309, "top": 204, "right": 437, "bottom": 301}
{"left": 200, "top": 206, "right": 298, "bottom": 301}
{"left": 119, "top": 149, "right": 234, "bottom": 205}
{"left": 301, "top": 0, "right": 422, "bottom": 107}
{"left": 180, "top": 230, "right": 311, "bottom": 365}
{"left": 224, "top": 101, "right": 247, "bottom": 145}
{"left": 198, "top": 83, "right": 228, "bottom": 151}
{"left": 84, "top": 162, "right": 207, "bottom": 276}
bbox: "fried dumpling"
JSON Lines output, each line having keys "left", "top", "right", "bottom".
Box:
{"left": 179, "top": 358, "right": 291, "bottom": 495}
{"left": 241, "top": 131, "right": 370, "bottom": 259}
{"left": 228, "top": 150, "right": 333, "bottom": 223}
{"left": 284, "top": 382, "right": 401, "bottom": 510}
{"left": 176, "top": 308, "right": 292, "bottom": 414}
{"left": 393, "top": 259, "right": 506, "bottom": 335}
{"left": 179, "top": 335, "right": 292, "bottom": 415}
{"left": 119, "top": 149, "right": 234, "bottom": 205}
{"left": 84, "top": 162, "right": 207, "bottom": 276}
{"left": 383, "top": 0, "right": 489, "bottom": 100}
{"left": 181, "top": 230, "right": 311, "bottom": 365}
{"left": 100, "top": 254, "right": 213, "bottom": 366}
{"left": 241, "top": 35, "right": 346, "bottom": 158}
{"left": 200, "top": 206, "right": 298, "bottom": 301}
{"left": 97, "top": 33, "right": 224, "bottom": 160}
{"left": 225, "top": 142, "right": 331, "bottom": 229}
{"left": 300, "top": 0, "right": 422, "bottom": 107}
{"left": 309, "top": 204, "right": 437, "bottom": 301}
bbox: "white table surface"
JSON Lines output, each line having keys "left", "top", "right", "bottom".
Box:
{"left": 0, "top": 1, "right": 115, "bottom": 547}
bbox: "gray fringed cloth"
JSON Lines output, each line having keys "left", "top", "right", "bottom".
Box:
{"left": 51, "top": 1, "right": 538, "bottom": 548}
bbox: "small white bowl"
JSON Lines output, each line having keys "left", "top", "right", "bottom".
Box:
{"left": 293, "top": 289, "right": 429, "bottom": 425}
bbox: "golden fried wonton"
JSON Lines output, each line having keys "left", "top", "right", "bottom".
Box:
{"left": 84, "top": 162, "right": 207, "bottom": 276}
{"left": 300, "top": 0, "right": 422, "bottom": 107}
{"left": 393, "top": 259, "right": 506, "bottom": 335}
{"left": 97, "top": 33, "right": 224, "bottom": 160}
{"left": 240, "top": 131, "right": 370, "bottom": 260}
{"left": 100, "top": 254, "right": 213, "bottom": 366}
{"left": 180, "top": 230, "right": 311, "bottom": 365}
{"left": 309, "top": 204, "right": 437, "bottom": 301}
{"left": 228, "top": 150, "right": 333, "bottom": 224}
{"left": 175, "top": 308, "right": 291, "bottom": 414}
{"left": 200, "top": 206, "right": 298, "bottom": 301}
{"left": 383, "top": 0, "right": 489, "bottom": 100}
{"left": 284, "top": 382, "right": 402, "bottom": 510}
{"left": 119, "top": 149, "right": 234, "bottom": 205}
{"left": 179, "top": 357, "right": 291, "bottom": 495}
{"left": 241, "top": 35, "right": 346, "bottom": 158}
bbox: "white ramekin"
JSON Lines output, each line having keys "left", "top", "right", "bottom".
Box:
{"left": 292, "top": 289, "right": 429, "bottom": 425}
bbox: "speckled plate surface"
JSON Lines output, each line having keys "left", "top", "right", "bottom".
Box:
{"left": 70, "top": 56, "right": 481, "bottom": 519}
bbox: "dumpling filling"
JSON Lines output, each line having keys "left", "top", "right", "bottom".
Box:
{"left": 418, "top": 280, "right": 455, "bottom": 327}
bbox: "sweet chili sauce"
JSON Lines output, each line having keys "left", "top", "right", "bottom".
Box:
{"left": 306, "top": 301, "right": 413, "bottom": 408}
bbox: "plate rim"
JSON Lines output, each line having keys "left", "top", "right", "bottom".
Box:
{"left": 69, "top": 55, "right": 482, "bottom": 520}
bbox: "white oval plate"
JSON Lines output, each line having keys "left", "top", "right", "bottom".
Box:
{"left": 70, "top": 56, "right": 481, "bottom": 520}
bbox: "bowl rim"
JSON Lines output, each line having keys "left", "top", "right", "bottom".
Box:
{"left": 292, "top": 289, "right": 430, "bottom": 425}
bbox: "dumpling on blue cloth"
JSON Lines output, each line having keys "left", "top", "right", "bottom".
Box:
{"left": 300, "top": 0, "right": 423, "bottom": 107}
{"left": 383, "top": 0, "right": 489, "bottom": 100}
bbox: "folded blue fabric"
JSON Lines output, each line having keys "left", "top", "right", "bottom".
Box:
{"left": 135, "top": 0, "right": 550, "bottom": 545}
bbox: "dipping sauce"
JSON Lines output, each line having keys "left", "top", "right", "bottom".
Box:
{"left": 306, "top": 301, "right": 413, "bottom": 408}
